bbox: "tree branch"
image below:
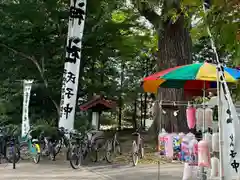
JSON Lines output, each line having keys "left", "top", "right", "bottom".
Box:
{"left": 0, "top": 43, "right": 60, "bottom": 116}
{"left": 132, "top": 0, "right": 161, "bottom": 28}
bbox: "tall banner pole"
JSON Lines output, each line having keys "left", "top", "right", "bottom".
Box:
{"left": 203, "top": 1, "right": 240, "bottom": 179}
{"left": 21, "top": 80, "right": 34, "bottom": 138}
{"left": 58, "top": 0, "right": 87, "bottom": 130}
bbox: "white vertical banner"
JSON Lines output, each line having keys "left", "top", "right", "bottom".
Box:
{"left": 220, "top": 78, "right": 240, "bottom": 179}
{"left": 21, "top": 80, "right": 34, "bottom": 137}
{"left": 58, "top": 0, "right": 87, "bottom": 130}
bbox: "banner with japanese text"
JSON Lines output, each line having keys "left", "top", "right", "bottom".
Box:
{"left": 21, "top": 80, "right": 33, "bottom": 137}
{"left": 58, "top": 0, "right": 87, "bottom": 130}
{"left": 220, "top": 80, "right": 240, "bottom": 179}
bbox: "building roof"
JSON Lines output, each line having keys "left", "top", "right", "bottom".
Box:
{"left": 79, "top": 95, "right": 116, "bottom": 111}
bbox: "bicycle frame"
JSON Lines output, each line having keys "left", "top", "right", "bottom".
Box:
{"left": 21, "top": 129, "right": 41, "bottom": 154}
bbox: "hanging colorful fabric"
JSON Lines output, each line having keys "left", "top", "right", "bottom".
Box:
{"left": 210, "top": 157, "right": 219, "bottom": 178}
{"left": 189, "top": 138, "right": 198, "bottom": 165}
{"left": 173, "top": 135, "right": 181, "bottom": 160}
{"left": 212, "top": 133, "right": 219, "bottom": 152}
{"left": 165, "top": 134, "right": 174, "bottom": 159}
{"left": 198, "top": 140, "right": 211, "bottom": 167}
{"left": 181, "top": 135, "right": 191, "bottom": 161}
{"left": 196, "top": 108, "right": 204, "bottom": 131}
{"left": 173, "top": 135, "right": 181, "bottom": 151}
{"left": 186, "top": 106, "right": 196, "bottom": 129}
{"left": 158, "top": 128, "right": 168, "bottom": 155}
{"left": 205, "top": 132, "right": 212, "bottom": 152}
{"left": 205, "top": 107, "right": 213, "bottom": 128}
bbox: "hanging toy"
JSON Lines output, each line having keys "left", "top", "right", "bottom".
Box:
{"left": 205, "top": 132, "right": 212, "bottom": 152}
{"left": 173, "top": 134, "right": 181, "bottom": 160}
{"left": 186, "top": 102, "right": 196, "bottom": 129}
{"left": 158, "top": 128, "right": 168, "bottom": 155}
{"left": 173, "top": 135, "right": 181, "bottom": 151}
{"left": 189, "top": 138, "right": 198, "bottom": 165}
{"left": 186, "top": 132, "right": 195, "bottom": 140}
{"left": 196, "top": 108, "right": 204, "bottom": 131}
{"left": 181, "top": 135, "right": 191, "bottom": 161}
{"left": 198, "top": 140, "right": 211, "bottom": 167}
{"left": 205, "top": 107, "right": 213, "bottom": 128}
{"left": 210, "top": 157, "right": 219, "bottom": 178}
{"left": 179, "top": 132, "right": 185, "bottom": 139}
{"left": 173, "top": 102, "right": 179, "bottom": 117}
{"left": 165, "top": 134, "right": 174, "bottom": 159}
{"left": 212, "top": 132, "right": 219, "bottom": 152}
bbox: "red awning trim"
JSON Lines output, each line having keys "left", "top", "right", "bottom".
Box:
{"left": 79, "top": 97, "right": 116, "bottom": 111}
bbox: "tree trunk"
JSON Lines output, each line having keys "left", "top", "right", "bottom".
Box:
{"left": 118, "top": 60, "right": 124, "bottom": 130}
{"left": 155, "top": 15, "right": 192, "bottom": 133}
{"left": 140, "top": 93, "right": 143, "bottom": 127}
{"left": 134, "top": 1, "right": 192, "bottom": 134}
{"left": 143, "top": 92, "right": 147, "bottom": 129}
{"left": 132, "top": 99, "right": 137, "bottom": 129}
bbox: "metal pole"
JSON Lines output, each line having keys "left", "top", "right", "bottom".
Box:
{"left": 12, "top": 138, "right": 16, "bottom": 169}
{"left": 202, "top": 1, "right": 224, "bottom": 179}
{"left": 200, "top": 81, "right": 207, "bottom": 180}
{"left": 217, "top": 67, "right": 224, "bottom": 180}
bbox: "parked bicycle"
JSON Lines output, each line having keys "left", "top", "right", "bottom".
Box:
{"left": 68, "top": 129, "right": 84, "bottom": 169}
{"left": 69, "top": 128, "right": 110, "bottom": 169}
{"left": 105, "top": 130, "right": 121, "bottom": 163}
{"left": 36, "top": 126, "right": 66, "bottom": 161}
{"left": 19, "top": 127, "right": 41, "bottom": 164}
{"left": 53, "top": 127, "right": 71, "bottom": 160}
{"left": 0, "top": 125, "right": 20, "bottom": 164}
{"left": 131, "top": 127, "right": 144, "bottom": 166}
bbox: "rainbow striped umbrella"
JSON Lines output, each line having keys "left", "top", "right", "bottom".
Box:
{"left": 142, "top": 62, "right": 240, "bottom": 93}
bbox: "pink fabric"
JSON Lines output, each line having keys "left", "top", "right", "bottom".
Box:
{"left": 165, "top": 135, "right": 173, "bottom": 158}
{"left": 193, "top": 144, "right": 198, "bottom": 155}
{"left": 186, "top": 107, "right": 196, "bottom": 129}
{"left": 198, "top": 140, "right": 210, "bottom": 168}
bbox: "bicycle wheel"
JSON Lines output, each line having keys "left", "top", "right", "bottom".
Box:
{"left": 90, "top": 149, "right": 98, "bottom": 162}
{"left": 69, "top": 145, "right": 82, "bottom": 169}
{"left": 20, "top": 142, "right": 31, "bottom": 160}
{"left": 139, "top": 139, "right": 144, "bottom": 159}
{"left": 5, "top": 144, "right": 20, "bottom": 163}
{"left": 132, "top": 140, "right": 138, "bottom": 166}
{"left": 114, "top": 140, "right": 121, "bottom": 155}
{"left": 54, "top": 139, "right": 62, "bottom": 156}
{"left": 105, "top": 140, "right": 113, "bottom": 163}
{"left": 48, "top": 142, "right": 56, "bottom": 161}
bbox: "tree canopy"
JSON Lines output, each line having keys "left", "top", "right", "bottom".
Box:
{"left": 0, "top": 0, "right": 239, "bottom": 130}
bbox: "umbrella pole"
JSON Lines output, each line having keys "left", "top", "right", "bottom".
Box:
{"left": 200, "top": 81, "right": 207, "bottom": 180}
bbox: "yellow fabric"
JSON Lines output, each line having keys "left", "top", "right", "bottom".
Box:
{"left": 34, "top": 143, "right": 41, "bottom": 153}
{"left": 196, "top": 63, "right": 236, "bottom": 82}
{"left": 143, "top": 79, "right": 166, "bottom": 94}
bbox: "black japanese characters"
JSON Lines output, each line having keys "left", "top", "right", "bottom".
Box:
{"left": 70, "top": 0, "right": 85, "bottom": 25}
{"left": 66, "top": 71, "right": 76, "bottom": 84}
{"left": 66, "top": 37, "right": 81, "bottom": 64}
{"left": 63, "top": 103, "right": 73, "bottom": 119}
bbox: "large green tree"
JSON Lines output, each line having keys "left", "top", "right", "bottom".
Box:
{"left": 131, "top": 0, "right": 239, "bottom": 133}
{"left": 0, "top": 0, "right": 155, "bottom": 128}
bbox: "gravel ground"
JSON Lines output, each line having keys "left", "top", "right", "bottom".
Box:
{"left": 0, "top": 160, "right": 184, "bottom": 180}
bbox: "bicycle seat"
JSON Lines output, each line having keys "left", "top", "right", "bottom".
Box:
{"left": 32, "top": 139, "right": 39, "bottom": 143}
{"left": 88, "top": 130, "right": 103, "bottom": 136}
{"left": 132, "top": 132, "right": 140, "bottom": 136}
